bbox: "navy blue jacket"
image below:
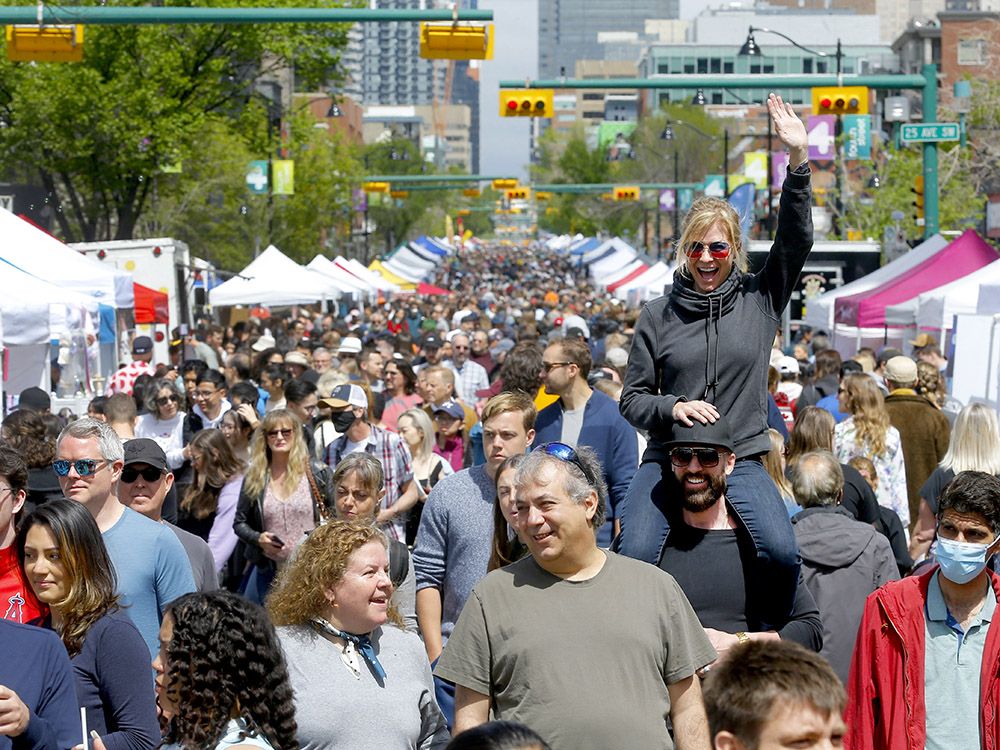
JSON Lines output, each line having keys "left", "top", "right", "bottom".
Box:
{"left": 0, "top": 619, "right": 79, "bottom": 750}
{"left": 532, "top": 389, "right": 638, "bottom": 547}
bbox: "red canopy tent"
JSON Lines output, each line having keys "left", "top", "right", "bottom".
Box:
{"left": 133, "top": 283, "right": 169, "bottom": 325}
{"left": 417, "top": 282, "right": 450, "bottom": 296}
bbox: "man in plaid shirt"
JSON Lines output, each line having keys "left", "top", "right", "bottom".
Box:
{"left": 322, "top": 383, "right": 418, "bottom": 541}
{"left": 448, "top": 332, "right": 489, "bottom": 406}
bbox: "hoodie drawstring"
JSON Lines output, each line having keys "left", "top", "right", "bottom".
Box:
{"left": 702, "top": 296, "right": 722, "bottom": 401}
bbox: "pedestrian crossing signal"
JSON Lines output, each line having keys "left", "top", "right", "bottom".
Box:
{"left": 505, "top": 187, "right": 531, "bottom": 200}
{"left": 613, "top": 186, "right": 640, "bottom": 202}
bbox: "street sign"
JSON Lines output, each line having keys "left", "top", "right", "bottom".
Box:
{"left": 843, "top": 115, "right": 872, "bottom": 160}
{"left": 702, "top": 175, "right": 725, "bottom": 198}
{"left": 900, "top": 122, "right": 960, "bottom": 143}
{"left": 807, "top": 115, "right": 836, "bottom": 161}
{"left": 743, "top": 152, "right": 768, "bottom": 190}
{"left": 246, "top": 161, "right": 268, "bottom": 194}
{"left": 659, "top": 189, "right": 675, "bottom": 212}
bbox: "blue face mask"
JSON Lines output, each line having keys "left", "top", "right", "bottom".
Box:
{"left": 935, "top": 536, "right": 996, "bottom": 585}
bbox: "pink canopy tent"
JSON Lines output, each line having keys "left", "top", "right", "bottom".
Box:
{"left": 834, "top": 229, "right": 999, "bottom": 328}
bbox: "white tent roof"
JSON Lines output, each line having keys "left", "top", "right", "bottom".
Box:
{"left": 307, "top": 256, "right": 374, "bottom": 295}
{"left": 336, "top": 257, "right": 400, "bottom": 293}
{"left": 884, "top": 258, "right": 1000, "bottom": 331}
{"left": 0, "top": 257, "right": 96, "bottom": 345}
{"left": 381, "top": 258, "right": 426, "bottom": 283}
{"left": 390, "top": 247, "right": 436, "bottom": 274}
{"left": 590, "top": 248, "right": 639, "bottom": 279}
{"left": 613, "top": 261, "right": 672, "bottom": 300}
{"left": 582, "top": 237, "right": 636, "bottom": 264}
{"left": 210, "top": 245, "right": 338, "bottom": 307}
{"left": 0, "top": 208, "right": 133, "bottom": 308}
{"left": 602, "top": 258, "right": 647, "bottom": 286}
{"left": 804, "top": 234, "right": 950, "bottom": 331}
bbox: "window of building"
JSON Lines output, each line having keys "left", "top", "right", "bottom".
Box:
{"left": 657, "top": 62, "right": 670, "bottom": 74}
{"left": 957, "top": 39, "right": 986, "bottom": 65}
{"left": 711, "top": 58, "right": 721, "bottom": 74}
{"left": 711, "top": 92, "right": 723, "bottom": 105}
{"left": 802, "top": 58, "right": 813, "bottom": 73}
{"left": 582, "top": 93, "right": 604, "bottom": 100}
{"left": 684, "top": 63, "right": 695, "bottom": 74}
{"left": 817, "top": 61, "right": 828, "bottom": 74}
{"left": 763, "top": 64, "right": 774, "bottom": 74}
{"left": 582, "top": 111, "right": 603, "bottom": 119}
{"left": 557, "top": 114, "right": 575, "bottom": 122}
{"left": 724, "top": 61, "right": 734, "bottom": 74}
{"left": 697, "top": 58, "right": 708, "bottom": 74}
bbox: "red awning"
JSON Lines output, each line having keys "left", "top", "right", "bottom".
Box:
{"left": 134, "top": 283, "right": 169, "bottom": 325}
{"left": 606, "top": 263, "right": 650, "bottom": 292}
{"left": 417, "top": 282, "right": 450, "bottom": 296}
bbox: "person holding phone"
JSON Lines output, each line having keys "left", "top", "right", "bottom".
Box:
{"left": 17, "top": 500, "right": 159, "bottom": 750}
{"left": 233, "top": 409, "right": 335, "bottom": 604}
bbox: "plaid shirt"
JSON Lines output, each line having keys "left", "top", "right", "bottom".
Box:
{"left": 449, "top": 359, "right": 490, "bottom": 405}
{"left": 324, "top": 424, "right": 414, "bottom": 541}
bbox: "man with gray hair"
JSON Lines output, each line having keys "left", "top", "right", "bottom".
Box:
{"left": 436, "top": 442, "right": 715, "bottom": 750}
{"left": 791, "top": 451, "right": 898, "bottom": 681}
{"left": 54, "top": 418, "right": 195, "bottom": 657}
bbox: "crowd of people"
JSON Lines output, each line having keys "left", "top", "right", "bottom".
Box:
{"left": 0, "top": 94, "right": 998, "bottom": 750}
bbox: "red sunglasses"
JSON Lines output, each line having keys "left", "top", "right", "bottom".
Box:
{"left": 685, "top": 241, "right": 732, "bottom": 259}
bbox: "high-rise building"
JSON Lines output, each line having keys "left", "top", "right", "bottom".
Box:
{"left": 537, "top": 0, "right": 680, "bottom": 80}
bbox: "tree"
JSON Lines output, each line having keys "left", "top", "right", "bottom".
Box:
{"left": 0, "top": 0, "right": 356, "bottom": 242}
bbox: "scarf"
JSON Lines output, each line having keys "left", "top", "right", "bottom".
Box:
{"left": 312, "top": 618, "right": 386, "bottom": 681}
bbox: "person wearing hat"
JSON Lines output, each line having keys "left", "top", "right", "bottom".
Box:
{"left": 16, "top": 387, "right": 50, "bottom": 415}
{"left": 117, "top": 439, "right": 217, "bottom": 593}
{"left": 322, "top": 384, "right": 417, "bottom": 544}
{"left": 883, "top": 355, "right": 951, "bottom": 528}
{"left": 337, "top": 336, "right": 363, "bottom": 359}
{"left": 911, "top": 332, "right": 949, "bottom": 375}
{"left": 105, "top": 335, "right": 157, "bottom": 397}
{"left": 618, "top": 415, "right": 822, "bottom": 658}
{"left": 283, "top": 351, "right": 316, "bottom": 384}
{"left": 416, "top": 334, "right": 446, "bottom": 372}
{"left": 431, "top": 399, "right": 467, "bottom": 473}
{"left": 775, "top": 355, "right": 803, "bottom": 404}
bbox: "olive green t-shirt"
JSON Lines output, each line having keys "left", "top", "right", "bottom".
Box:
{"left": 435, "top": 551, "right": 716, "bottom": 750}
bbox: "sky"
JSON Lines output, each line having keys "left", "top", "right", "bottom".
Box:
{"left": 478, "top": 0, "right": 720, "bottom": 179}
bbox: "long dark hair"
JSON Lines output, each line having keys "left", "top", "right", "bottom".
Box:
{"left": 488, "top": 454, "right": 528, "bottom": 572}
{"left": 16, "top": 499, "right": 119, "bottom": 656}
{"left": 162, "top": 591, "right": 298, "bottom": 750}
{"left": 182, "top": 429, "right": 246, "bottom": 520}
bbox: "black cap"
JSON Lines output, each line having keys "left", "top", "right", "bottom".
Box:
{"left": 423, "top": 334, "right": 442, "bottom": 349}
{"left": 132, "top": 336, "right": 154, "bottom": 355}
{"left": 123, "top": 439, "right": 169, "bottom": 472}
{"left": 663, "top": 414, "right": 735, "bottom": 453}
{"left": 17, "top": 387, "right": 50, "bottom": 413}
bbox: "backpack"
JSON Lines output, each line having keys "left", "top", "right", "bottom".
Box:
{"left": 389, "top": 539, "right": 410, "bottom": 589}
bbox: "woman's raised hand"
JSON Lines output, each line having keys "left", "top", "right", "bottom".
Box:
{"left": 767, "top": 93, "right": 808, "bottom": 169}
{"left": 672, "top": 400, "right": 720, "bottom": 427}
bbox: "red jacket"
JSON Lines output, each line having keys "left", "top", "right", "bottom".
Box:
{"left": 846, "top": 567, "right": 1000, "bottom": 750}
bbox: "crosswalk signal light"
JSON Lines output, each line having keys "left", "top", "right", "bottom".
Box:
{"left": 492, "top": 178, "right": 518, "bottom": 190}
{"left": 613, "top": 186, "right": 640, "bottom": 202}
{"left": 505, "top": 187, "right": 530, "bottom": 201}
{"left": 912, "top": 175, "right": 925, "bottom": 224}
{"left": 499, "top": 89, "right": 554, "bottom": 118}
{"left": 811, "top": 86, "right": 868, "bottom": 115}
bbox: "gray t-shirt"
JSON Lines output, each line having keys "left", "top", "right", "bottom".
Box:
{"left": 559, "top": 405, "right": 585, "bottom": 447}
{"left": 166, "top": 521, "right": 218, "bottom": 593}
{"left": 435, "top": 552, "right": 716, "bottom": 750}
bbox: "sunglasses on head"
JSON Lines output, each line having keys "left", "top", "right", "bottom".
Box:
{"left": 533, "top": 442, "right": 592, "bottom": 484}
{"left": 156, "top": 394, "right": 181, "bottom": 406}
{"left": 669, "top": 447, "right": 724, "bottom": 468}
{"left": 52, "top": 459, "right": 107, "bottom": 477}
{"left": 685, "top": 241, "right": 732, "bottom": 259}
{"left": 121, "top": 466, "right": 164, "bottom": 484}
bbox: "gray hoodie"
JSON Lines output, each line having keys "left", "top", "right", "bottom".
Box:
{"left": 792, "top": 506, "right": 899, "bottom": 682}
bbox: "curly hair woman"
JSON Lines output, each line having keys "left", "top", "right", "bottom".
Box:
{"left": 268, "top": 521, "right": 448, "bottom": 749}
{"left": 18, "top": 499, "right": 159, "bottom": 750}
{"left": 834, "top": 373, "right": 909, "bottom": 527}
{"left": 155, "top": 591, "right": 297, "bottom": 750}
{"left": 2, "top": 408, "right": 62, "bottom": 510}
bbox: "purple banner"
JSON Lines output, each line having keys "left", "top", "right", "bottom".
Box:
{"left": 807, "top": 115, "right": 836, "bottom": 161}
{"left": 771, "top": 151, "right": 790, "bottom": 187}
{"left": 659, "top": 189, "right": 676, "bottom": 212}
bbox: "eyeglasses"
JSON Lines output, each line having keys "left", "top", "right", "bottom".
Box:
{"left": 266, "top": 428, "right": 294, "bottom": 439}
{"left": 533, "top": 442, "right": 593, "bottom": 484}
{"left": 52, "top": 459, "right": 107, "bottom": 477}
{"left": 453, "top": 345, "right": 470, "bottom": 351}
{"left": 121, "top": 466, "right": 164, "bottom": 484}
{"left": 669, "top": 447, "right": 724, "bottom": 468}
{"left": 156, "top": 394, "right": 182, "bottom": 406}
{"left": 685, "top": 241, "right": 732, "bottom": 259}
{"left": 542, "top": 361, "right": 572, "bottom": 373}
{"left": 194, "top": 389, "right": 218, "bottom": 400}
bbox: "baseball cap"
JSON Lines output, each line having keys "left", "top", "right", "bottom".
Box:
{"left": 884, "top": 355, "right": 918, "bottom": 384}
{"left": 432, "top": 399, "right": 465, "bottom": 420}
{"left": 422, "top": 334, "right": 443, "bottom": 350}
{"left": 132, "top": 336, "right": 154, "bottom": 355}
{"left": 251, "top": 334, "right": 276, "bottom": 352}
{"left": 338, "top": 336, "right": 362, "bottom": 355}
{"left": 284, "top": 352, "right": 309, "bottom": 368}
{"left": 320, "top": 383, "right": 368, "bottom": 410}
{"left": 494, "top": 338, "right": 515, "bottom": 356}
{"left": 123, "top": 438, "right": 168, "bottom": 472}
{"left": 777, "top": 356, "right": 800, "bottom": 376}
{"left": 663, "top": 414, "right": 735, "bottom": 453}
{"left": 17, "top": 387, "right": 50, "bottom": 413}
{"left": 910, "top": 333, "right": 938, "bottom": 349}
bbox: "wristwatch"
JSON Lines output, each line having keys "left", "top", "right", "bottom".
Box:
{"left": 735, "top": 631, "right": 751, "bottom": 645}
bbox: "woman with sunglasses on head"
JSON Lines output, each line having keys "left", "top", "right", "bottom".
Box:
{"left": 233, "top": 409, "right": 335, "bottom": 604}
{"left": 617, "top": 94, "right": 810, "bottom": 627}
{"left": 155, "top": 591, "right": 298, "bottom": 750}
{"left": 17, "top": 499, "right": 160, "bottom": 750}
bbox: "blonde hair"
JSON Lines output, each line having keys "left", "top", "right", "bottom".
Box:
{"left": 940, "top": 402, "right": 1000, "bottom": 475}
{"left": 266, "top": 521, "right": 402, "bottom": 627}
{"left": 840, "top": 374, "right": 891, "bottom": 458}
{"left": 398, "top": 408, "right": 436, "bottom": 460}
{"left": 764, "top": 429, "right": 793, "bottom": 500}
{"left": 242, "top": 409, "right": 310, "bottom": 498}
{"left": 675, "top": 197, "right": 748, "bottom": 278}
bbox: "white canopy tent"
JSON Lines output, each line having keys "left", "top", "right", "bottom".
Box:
{"left": 601, "top": 258, "right": 647, "bottom": 287}
{"left": 307, "top": 256, "right": 375, "bottom": 297}
{"left": 381, "top": 259, "right": 425, "bottom": 283}
{"left": 336, "top": 257, "right": 400, "bottom": 293}
{"left": 589, "top": 248, "right": 639, "bottom": 280}
{"left": 0, "top": 208, "right": 134, "bottom": 308}
{"left": 884, "top": 258, "right": 1000, "bottom": 334}
{"left": 582, "top": 237, "right": 636, "bottom": 264}
{"left": 612, "top": 261, "right": 673, "bottom": 301}
{"left": 210, "top": 245, "right": 338, "bottom": 307}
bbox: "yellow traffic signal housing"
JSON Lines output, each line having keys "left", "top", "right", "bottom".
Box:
{"left": 535, "top": 191, "right": 553, "bottom": 201}
{"left": 462, "top": 187, "right": 481, "bottom": 198}
{"left": 362, "top": 182, "right": 391, "bottom": 194}
{"left": 811, "top": 86, "right": 869, "bottom": 116}
{"left": 499, "top": 89, "right": 554, "bottom": 118}
{"left": 613, "top": 185, "right": 641, "bottom": 202}
{"left": 457, "top": 209, "right": 471, "bottom": 216}
{"left": 390, "top": 190, "right": 409, "bottom": 199}
{"left": 6, "top": 24, "right": 84, "bottom": 62}
{"left": 420, "top": 23, "right": 493, "bottom": 60}
{"left": 506, "top": 187, "right": 531, "bottom": 201}
{"left": 492, "top": 178, "right": 518, "bottom": 190}
{"left": 912, "top": 175, "right": 925, "bottom": 220}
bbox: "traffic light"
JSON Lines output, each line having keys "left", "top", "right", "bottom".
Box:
{"left": 535, "top": 191, "right": 553, "bottom": 202}
{"left": 362, "top": 181, "right": 390, "bottom": 194}
{"left": 613, "top": 186, "right": 640, "bottom": 202}
{"left": 6, "top": 24, "right": 84, "bottom": 62}
{"left": 811, "top": 86, "right": 869, "bottom": 116}
{"left": 492, "top": 178, "right": 518, "bottom": 190}
{"left": 390, "top": 190, "right": 409, "bottom": 199}
{"left": 463, "top": 187, "right": 481, "bottom": 197}
{"left": 419, "top": 23, "right": 493, "bottom": 60}
{"left": 912, "top": 175, "right": 925, "bottom": 224}
{"left": 505, "top": 187, "right": 531, "bottom": 200}
{"left": 499, "top": 89, "right": 554, "bottom": 118}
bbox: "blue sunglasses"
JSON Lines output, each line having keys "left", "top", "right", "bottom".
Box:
{"left": 532, "top": 442, "right": 593, "bottom": 484}
{"left": 52, "top": 459, "right": 107, "bottom": 477}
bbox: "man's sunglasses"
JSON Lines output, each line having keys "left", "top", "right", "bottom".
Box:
{"left": 52, "top": 459, "right": 107, "bottom": 477}
{"left": 121, "top": 466, "right": 164, "bottom": 484}
{"left": 685, "top": 241, "right": 732, "bottom": 259}
{"left": 156, "top": 394, "right": 182, "bottom": 406}
{"left": 669, "top": 447, "right": 724, "bottom": 468}
{"left": 533, "top": 442, "right": 592, "bottom": 484}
